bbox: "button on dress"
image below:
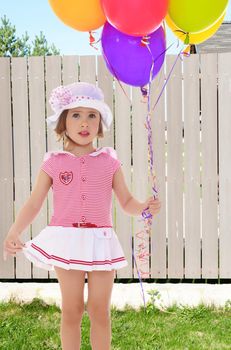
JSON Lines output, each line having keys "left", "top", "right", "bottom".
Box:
{"left": 23, "top": 147, "right": 128, "bottom": 271}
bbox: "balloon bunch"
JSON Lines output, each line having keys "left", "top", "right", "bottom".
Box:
{"left": 48, "top": 0, "right": 229, "bottom": 86}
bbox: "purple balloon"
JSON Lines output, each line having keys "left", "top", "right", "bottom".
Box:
{"left": 101, "top": 22, "right": 166, "bottom": 87}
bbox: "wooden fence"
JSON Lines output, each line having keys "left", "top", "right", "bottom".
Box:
{"left": 0, "top": 53, "right": 231, "bottom": 280}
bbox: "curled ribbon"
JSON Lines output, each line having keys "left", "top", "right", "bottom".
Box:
{"left": 134, "top": 41, "right": 190, "bottom": 308}
{"left": 89, "top": 31, "right": 100, "bottom": 50}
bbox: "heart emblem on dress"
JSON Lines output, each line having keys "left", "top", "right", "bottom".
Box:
{"left": 59, "top": 171, "right": 73, "bottom": 185}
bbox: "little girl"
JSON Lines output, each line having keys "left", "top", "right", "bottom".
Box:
{"left": 3, "top": 82, "right": 161, "bottom": 350}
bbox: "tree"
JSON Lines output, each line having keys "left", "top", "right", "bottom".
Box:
{"left": 31, "top": 31, "right": 60, "bottom": 56}
{"left": 0, "top": 16, "right": 30, "bottom": 56}
{"left": 0, "top": 15, "right": 60, "bottom": 57}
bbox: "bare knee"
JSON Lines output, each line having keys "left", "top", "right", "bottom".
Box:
{"left": 87, "top": 303, "right": 111, "bottom": 325}
{"left": 54, "top": 268, "right": 86, "bottom": 325}
{"left": 62, "top": 303, "right": 85, "bottom": 325}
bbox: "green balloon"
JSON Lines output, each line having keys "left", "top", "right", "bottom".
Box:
{"left": 168, "top": 0, "right": 229, "bottom": 33}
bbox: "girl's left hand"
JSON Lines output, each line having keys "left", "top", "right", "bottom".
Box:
{"left": 143, "top": 196, "right": 161, "bottom": 216}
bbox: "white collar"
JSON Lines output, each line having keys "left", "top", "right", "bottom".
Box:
{"left": 89, "top": 147, "right": 105, "bottom": 157}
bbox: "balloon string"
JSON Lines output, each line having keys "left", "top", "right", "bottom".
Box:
{"left": 133, "top": 86, "right": 155, "bottom": 299}
{"left": 142, "top": 41, "right": 158, "bottom": 211}
{"left": 133, "top": 42, "right": 156, "bottom": 308}
{"left": 134, "top": 42, "right": 189, "bottom": 307}
{"left": 133, "top": 34, "right": 167, "bottom": 304}
{"left": 132, "top": 237, "right": 146, "bottom": 308}
{"left": 152, "top": 45, "right": 185, "bottom": 112}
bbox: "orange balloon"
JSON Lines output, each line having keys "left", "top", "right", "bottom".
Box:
{"left": 48, "top": 0, "right": 106, "bottom": 32}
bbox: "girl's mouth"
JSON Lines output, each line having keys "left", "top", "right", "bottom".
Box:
{"left": 79, "top": 131, "right": 90, "bottom": 137}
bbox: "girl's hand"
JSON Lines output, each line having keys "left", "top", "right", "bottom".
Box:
{"left": 3, "top": 232, "right": 25, "bottom": 261}
{"left": 143, "top": 196, "right": 161, "bottom": 216}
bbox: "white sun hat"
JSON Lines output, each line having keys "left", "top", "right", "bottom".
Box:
{"left": 46, "top": 82, "right": 113, "bottom": 131}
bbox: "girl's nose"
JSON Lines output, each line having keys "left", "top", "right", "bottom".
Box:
{"left": 81, "top": 120, "right": 88, "bottom": 127}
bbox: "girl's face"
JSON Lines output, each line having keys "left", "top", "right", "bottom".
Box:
{"left": 65, "top": 107, "right": 101, "bottom": 145}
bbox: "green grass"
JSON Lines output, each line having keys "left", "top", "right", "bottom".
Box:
{"left": 0, "top": 298, "right": 231, "bottom": 350}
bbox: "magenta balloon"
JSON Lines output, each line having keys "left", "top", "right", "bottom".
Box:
{"left": 101, "top": 22, "right": 166, "bottom": 87}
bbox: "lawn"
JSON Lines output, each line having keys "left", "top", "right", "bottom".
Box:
{"left": 0, "top": 298, "right": 231, "bottom": 350}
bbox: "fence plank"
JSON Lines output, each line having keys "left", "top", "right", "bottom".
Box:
{"left": 62, "top": 55, "right": 79, "bottom": 85}
{"left": 0, "top": 58, "right": 14, "bottom": 278}
{"left": 200, "top": 53, "right": 218, "bottom": 278}
{"left": 218, "top": 52, "right": 231, "bottom": 278}
{"left": 150, "top": 66, "right": 167, "bottom": 278}
{"left": 97, "top": 56, "right": 114, "bottom": 148}
{"left": 45, "top": 56, "right": 62, "bottom": 279}
{"left": 45, "top": 56, "right": 62, "bottom": 153}
{"left": 79, "top": 56, "right": 96, "bottom": 84}
{"left": 166, "top": 55, "right": 184, "bottom": 278}
{"left": 183, "top": 55, "right": 201, "bottom": 278}
{"left": 114, "top": 82, "right": 133, "bottom": 278}
{"left": 132, "top": 87, "right": 149, "bottom": 278}
{"left": 12, "top": 57, "right": 31, "bottom": 278}
{"left": 28, "top": 56, "right": 48, "bottom": 278}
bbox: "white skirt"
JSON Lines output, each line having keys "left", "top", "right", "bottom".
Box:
{"left": 22, "top": 226, "right": 128, "bottom": 272}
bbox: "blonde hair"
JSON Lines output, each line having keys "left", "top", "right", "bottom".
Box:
{"left": 54, "top": 109, "right": 104, "bottom": 149}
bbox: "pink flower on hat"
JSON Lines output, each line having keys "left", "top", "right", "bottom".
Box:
{"left": 49, "top": 86, "right": 77, "bottom": 113}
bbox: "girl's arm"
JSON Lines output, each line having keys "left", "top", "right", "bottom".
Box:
{"left": 112, "top": 168, "right": 161, "bottom": 216}
{"left": 3, "top": 170, "right": 52, "bottom": 258}
{"left": 9, "top": 170, "right": 52, "bottom": 234}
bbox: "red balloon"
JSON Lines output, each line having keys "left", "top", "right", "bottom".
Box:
{"left": 101, "top": 0, "right": 169, "bottom": 36}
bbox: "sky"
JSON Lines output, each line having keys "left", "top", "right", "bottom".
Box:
{"left": 0, "top": 0, "right": 231, "bottom": 55}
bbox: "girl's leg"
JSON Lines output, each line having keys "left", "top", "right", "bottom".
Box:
{"left": 54, "top": 267, "right": 86, "bottom": 350}
{"left": 86, "top": 270, "right": 115, "bottom": 350}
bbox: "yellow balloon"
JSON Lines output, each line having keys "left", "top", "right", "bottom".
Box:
{"left": 48, "top": 0, "right": 106, "bottom": 32}
{"left": 165, "top": 11, "right": 225, "bottom": 45}
{"left": 168, "top": 0, "right": 228, "bottom": 33}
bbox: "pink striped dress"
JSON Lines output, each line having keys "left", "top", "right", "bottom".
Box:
{"left": 23, "top": 147, "right": 128, "bottom": 271}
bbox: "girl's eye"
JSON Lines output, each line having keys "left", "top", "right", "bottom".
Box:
{"left": 72, "top": 113, "right": 80, "bottom": 118}
{"left": 71, "top": 113, "right": 96, "bottom": 118}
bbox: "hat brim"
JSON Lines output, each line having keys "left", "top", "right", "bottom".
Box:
{"left": 47, "top": 99, "right": 112, "bottom": 131}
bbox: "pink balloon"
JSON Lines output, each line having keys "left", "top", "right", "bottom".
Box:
{"left": 101, "top": 0, "right": 169, "bottom": 36}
